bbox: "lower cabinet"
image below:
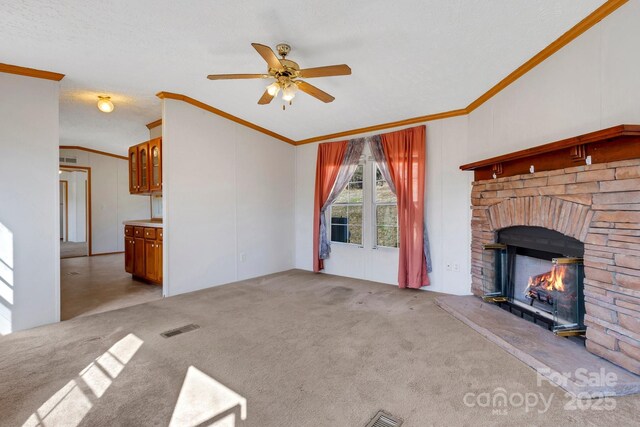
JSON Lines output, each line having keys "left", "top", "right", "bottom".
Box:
{"left": 125, "top": 225, "right": 162, "bottom": 284}
{"left": 125, "top": 238, "right": 135, "bottom": 273}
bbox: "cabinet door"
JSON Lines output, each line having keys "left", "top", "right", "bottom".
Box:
{"left": 134, "top": 237, "right": 145, "bottom": 277}
{"left": 138, "top": 142, "right": 150, "bottom": 193}
{"left": 149, "top": 138, "right": 162, "bottom": 192}
{"left": 155, "top": 240, "right": 163, "bottom": 283}
{"left": 125, "top": 238, "right": 135, "bottom": 274}
{"left": 145, "top": 239, "right": 157, "bottom": 281}
{"left": 128, "top": 146, "right": 139, "bottom": 193}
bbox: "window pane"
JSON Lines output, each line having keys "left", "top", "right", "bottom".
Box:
{"left": 331, "top": 205, "right": 347, "bottom": 224}
{"left": 376, "top": 179, "right": 396, "bottom": 203}
{"left": 376, "top": 205, "right": 397, "bottom": 226}
{"left": 334, "top": 188, "right": 349, "bottom": 204}
{"left": 348, "top": 225, "right": 362, "bottom": 245}
{"left": 347, "top": 182, "right": 363, "bottom": 204}
{"left": 331, "top": 225, "right": 348, "bottom": 243}
{"left": 377, "top": 226, "right": 398, "bottom": 248}
{"left": 348, "top": 205, "right": 362, "bottom": 227}
{"left": 352, "top": 164, "right": 363, "bottom": 182}
{"left": 376, "top": 167, "right": 383, "bottom": 181}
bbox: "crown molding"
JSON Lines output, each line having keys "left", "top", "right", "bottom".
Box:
{"left": 156, "top": 0, "right": 626, "bottom": 147}
{"left": 146, "top": 119, "right": 162, "bottom": 129}
{"left": 295, "top": 109, "right": 468, "bottom": 145}
{"left": 59, "top": 145, "right": 128, "bottom": 161}
{"left": 156, "top": 92, "right": 295, "bottom": 145}
{"left": 0, "top": 63, "right": 65, "bottom": 81}
{"left": 465, "top": 0, "right": 627, "bottom": 113}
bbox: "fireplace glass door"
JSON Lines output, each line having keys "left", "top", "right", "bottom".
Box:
{"left": 482, "top": 226, "right": 585, "bottom": 335}
{"left": 482, "top": 244, "right": 507, "bottom": 299}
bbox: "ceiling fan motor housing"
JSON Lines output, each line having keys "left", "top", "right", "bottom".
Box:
{"left": 276, "top": 43, "right": 291, "bottom": 58}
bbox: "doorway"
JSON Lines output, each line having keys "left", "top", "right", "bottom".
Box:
{"left": 59, "top": 167, "right": 91, "bottom": 258}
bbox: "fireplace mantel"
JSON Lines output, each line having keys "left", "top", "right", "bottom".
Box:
{"left": 460, "top": 124, "right": 640, "bottom": 180}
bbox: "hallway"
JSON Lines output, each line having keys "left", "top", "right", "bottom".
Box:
{"left": 61, "top": 253, "right": 162, "bottom": 320}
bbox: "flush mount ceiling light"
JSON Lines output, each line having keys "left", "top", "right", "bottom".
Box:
{"left": 97, "top": 96, "right": 114, "bottom": 113}
{"left": 206, "top": 43, "right": 351, "bottom": 110}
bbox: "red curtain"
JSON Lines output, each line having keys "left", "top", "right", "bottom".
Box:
{"left": 381, "top": 126, "right": 429, "bottom": 288}
{"left": 313, "top": 141, "right": 348, "bottom": 272}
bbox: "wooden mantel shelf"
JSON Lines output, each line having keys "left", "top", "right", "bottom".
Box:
{"left": 460, "top": 125, "right": 640, "bottom": 180}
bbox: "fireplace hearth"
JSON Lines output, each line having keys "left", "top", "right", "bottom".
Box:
{"left": 482, "top": 226, "right": 585, "bottom": 335}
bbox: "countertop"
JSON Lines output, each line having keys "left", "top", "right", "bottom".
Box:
{"left": 123, "top": 219, "right": 163, "bottom": 228}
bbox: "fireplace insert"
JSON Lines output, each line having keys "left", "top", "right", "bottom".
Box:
{"left": 482, "top": 226, "right": 585, "bottom": 336}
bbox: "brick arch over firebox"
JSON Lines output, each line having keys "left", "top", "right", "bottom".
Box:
{"left": 485, "top": 195, "right": 594, "bottom": 242}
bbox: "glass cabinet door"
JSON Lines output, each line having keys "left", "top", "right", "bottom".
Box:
{"left": 129, "top": 146, "right": 138, "bottom": 192}
{"left": 150, "top": 139, "right": 162, "bottom": 192}
{"left": 139, "top": 144, "right": 149, "bottom": 191}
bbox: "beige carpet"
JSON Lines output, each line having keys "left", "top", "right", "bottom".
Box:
{"left": 1, "top": 270, "right": 639, "bottom": 426}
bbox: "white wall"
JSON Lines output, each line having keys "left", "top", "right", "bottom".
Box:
{"left": 59, "top": 149, "right": 150, "bottom": 254}
{"left": 294, "top": 117, "right": 472, "bottom": 295}
{"left": 465, "top": 0, "right": 640, "bottom": 163}
{"left": 294, "top": 1, "right": 640, "bottom": 295}
{"left": 149, "top": 125, "right": 162, "bottom": 140}
{"left": 0, "top": 72, "right": 60, "bottom": 333}
{"left": 162, "top": 99, "right": 295, "bottom": 296}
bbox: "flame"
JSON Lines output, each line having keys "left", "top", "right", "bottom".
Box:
{"left": 525, "top": 265, "right": 567, "bottom": 296}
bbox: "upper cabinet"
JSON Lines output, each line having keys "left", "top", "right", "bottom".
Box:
{"left": 149, "top": 138, "right": 162, "bottom": 192}
{"left": 129, "top": 137, "right": 162, "bottom": 195}
{"left": 128, "top": 145, "right": 139, "bottom": 193}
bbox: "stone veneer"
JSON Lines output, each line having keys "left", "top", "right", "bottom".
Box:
{"left": 470, "top": 158, "right": 640, "bottom": 375}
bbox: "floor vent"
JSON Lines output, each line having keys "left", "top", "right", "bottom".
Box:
{"left": 65, "top": 271, "right": 80, "bottom": 276}
{"left": 365, "top": 411, "right": 403, "bottom": 427}
{"left": 160, "top": 324, "right": 200, "bottom": 338}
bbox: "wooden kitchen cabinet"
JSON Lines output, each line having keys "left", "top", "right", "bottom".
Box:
{"left": 128, "top": 146, "right": 139, "bottom": 193}
{"left": 133, "top": 236, "right": 145, "bottom": 277}
{"left": 124, "top": 224, "right": 162, "bottom": 284}
{"left": 149, "top": 138, "right": 162, "bottom": 192}
{"left": 128, "top": 137, "right": 161, "bottom": 195}
{"left": 124, "top": 237, "right": 135, "bottom": 274}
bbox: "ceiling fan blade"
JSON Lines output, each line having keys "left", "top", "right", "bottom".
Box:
{"left": 299, "top": 64, "right": 351, "bottom": 78}
{"left": 207, "top": 73, "right": 268, "bottom": 80}
{"left": 251, "top": 43, "right": 283, "bottom": 70}
{"left": 295, "top": 80, "right": 335, "bottom": 103}
{"left": 257, "top": 90, "right": 274, "bottom": 105}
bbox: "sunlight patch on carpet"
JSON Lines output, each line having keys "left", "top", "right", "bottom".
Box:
{"left": 22, "top": 333, "right": 143, "bottom": 427}
{"left": 169, "top": 366, "right": 247, "bottom": 427}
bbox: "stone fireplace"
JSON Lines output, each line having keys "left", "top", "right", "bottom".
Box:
{"left": 461, "top": 125, "right": 640, "bottom": 375}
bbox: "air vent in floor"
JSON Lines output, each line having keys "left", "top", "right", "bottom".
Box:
{"left": 365, "top": 411, "right": 403, "bottom": 427}
{"left": 65, "top": 271, "right": 80, "bottom": 276}
{"left": 160, "top": 324, "right": 200, "bottom": 338}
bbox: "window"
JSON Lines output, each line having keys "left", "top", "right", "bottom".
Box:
{"left": 329, "top": 154, "right": 399, "bottom": 250}
{"left": 330, "top": 164, "right": 363, "bottom": 245}
{"left": 374, "top": 166, "right": 398, "bottom": 248}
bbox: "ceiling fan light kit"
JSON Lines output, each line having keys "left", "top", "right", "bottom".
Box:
{"left": 97, "top": 95, "right": 114, "bottom": 113}
{"left": 207, "top": 42, "right": 351, "bottom": 108}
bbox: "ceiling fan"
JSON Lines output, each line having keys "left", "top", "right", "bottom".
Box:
{"left": 207, "top": 43, "right": 351, "bottom": 108}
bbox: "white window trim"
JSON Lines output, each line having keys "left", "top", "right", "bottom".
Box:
{"left": 327, "top": 146, "right": 399, "bottom": 251}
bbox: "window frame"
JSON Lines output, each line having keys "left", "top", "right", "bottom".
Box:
{"left": 372, "top": 164, "right": 399, "bottom": 249}
{"left": 328, "top": 163, "right": 365, "bottom": 247}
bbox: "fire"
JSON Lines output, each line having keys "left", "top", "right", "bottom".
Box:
{"left": 525, "top": 265, "right": 567, "bottom": 300}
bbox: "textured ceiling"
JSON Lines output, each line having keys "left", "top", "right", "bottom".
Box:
{"left": 0, "top": 0, "right": 606, "bottom": 153}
